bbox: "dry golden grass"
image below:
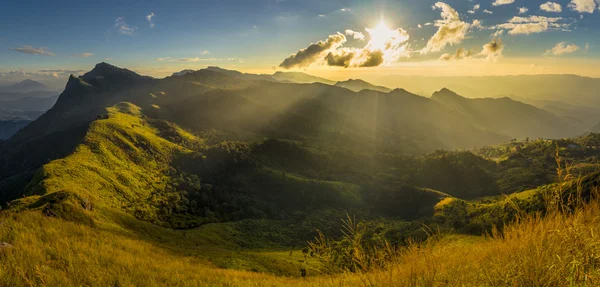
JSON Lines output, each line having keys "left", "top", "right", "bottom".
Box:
{"left": 3, "top": 140, "right": 600, "bottom": 286}
{"left": 2, "top": 191, "right": 600, "bottom": 287}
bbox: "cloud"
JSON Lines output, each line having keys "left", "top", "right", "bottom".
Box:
{"left": 146, "top": 13, "right": 155, "bottom": 28}
{"left": 545, "top": 42, "right": 581, "bottom": 55}
{"left": 492, "top": 0, "right": 515, "bottom": 6}
{"left": 568, "top": 0, "right": 597, "bottom": 13}
{"left": 345, "top": 29, "right": 366, "bottom": 41}
{"left": 155, "top": 57, "right": 221, "bottom": 62}
{"left": 421, "top": 2, "right": 472, "bottom": 54}
{"left": 201, "top": 50, "right": 210, "bottom": 55}
{"left": 9, "top": 45, "right": 55, "bottom": 56}
{"left": 468, "top": 4, "right": 480, "bottom": 14}
{"left": 494, "top": 16, "right": 569, "bottom": 35}
{"left": 439, "top": 48, "right": 473, "bottom": 60}
{"left": 483, "top": 9, "right": 493, "bottom": 14}
{"left": 115, "top": 17, "right": 137, "bottom": 35}
{"left": 540, "top": 2, "right": 562, "bottom": 12}
{"left": 439, "top": 38, "right": 504, "bottom": 62}
{"left": 73, "top": 52, "right": 94, "bottom": 58}
{"left": 481, "top": 38, "right": 505, "bottom": 61}
{"left": 280, "top": 22, "right": 411, "bottom": 69}
{"left": 491, "top": 30, "right": 505, "bottom": 37}
{"left": 279, "top": 33, "right": 347, "bottom": 68}
{"left": 179, "top": 57, "right": 219, "bottom": 62}
{"left": 518, "top": 7, "right": 529, "bottom": 14}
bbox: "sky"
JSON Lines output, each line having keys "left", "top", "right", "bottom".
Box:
{"left": 1, "top": 0, "right": 600, "bottom": 86}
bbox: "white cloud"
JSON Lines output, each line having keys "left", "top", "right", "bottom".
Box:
{"left": 494, "top": 16, "right": 569, "bottom": 35}
{"left": 115, "top": 17, "right": 137, "bottom": 35}
{"left": 568, "top": 0, "right": 597, "bottom": 13}
{"left": 421, "top": 2, "right": 472, "bottom": 54}
{"left": 540, "top": 2, "right": 562, "bottom": 12}
{"left": 439, "top": 38, "right": 504, "bottom": 62}
{"left": 73, "top": 53, "right": 94, "bottom": 58}
{"left": 545, "top": 42, "right": 581, "bottom": 55}
{"left": 483, "top": 9, "right": 493, "bottom": 14}
{"left": 9, "top": 45, "right": 55, "bottom": 56}
{"left": 491, "top": 30, "right": 505, "bottom": 37}
{"left": 155, "top": 57, "right": 222, "bottom": 62}
{"left": 146, "top": 12, "right": 156, "bottom": 28}
{"left": 518, "top": 7, "right": 529, "bottom": 14}
{"left": 468, "top": 4, "right": 480, "bottom": 14}
{"left": 345, "top": 29, "right": 366, "bottom": 41}
{"left": 481, "top": 38, "right": 505, "bottom": 61}
{"left": 439, "top": 48, "right": 473, "bottom": 61}
{"left": 492, "top": 0, "right": 515, "bottom": 6}
{"left": 201, "top": 50, "right": 210, "bottom": 55}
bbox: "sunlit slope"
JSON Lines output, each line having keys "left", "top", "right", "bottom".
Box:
{"left": 19, "top": 102, "right": 394, "bottom": 229}
{"left": 3, "top": 175, "right": 600, "bottom": 286}
{"left": 24, "top": 103, "right": 186, "bottom": 215}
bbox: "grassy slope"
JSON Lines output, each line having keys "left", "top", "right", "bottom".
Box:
{"left": 2, "top": 189, "right": 600, "bottom": 286}
{"left": 4, "top": 101, "right": 599, "bottom": 285}
{"left": 1, "top": 102, "right": 369, "bottom": 276}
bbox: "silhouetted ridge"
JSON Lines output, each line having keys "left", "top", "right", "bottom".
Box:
{"left": 335, "top": 79, "right": 391, "bottom": 93}
{"left": 431, "top": 88, "right": 464, "bottom": 99}
{"left": 51, "top": 75, "right": 96, "bottom": 110}
{"left": 80, "top": 62, "right": 154, "bottom": 92}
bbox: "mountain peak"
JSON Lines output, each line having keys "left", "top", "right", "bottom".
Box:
{"left": 80, "top": 62, "right": 154, "bottom": 91}
{"left": 85, "top": 62, "right": 131, "bottom": 77}
{"left": 431, "top": 88, "right": 464, "bottom": 99}
{"left": 335, "top": 79, "right": 391, "bottom": 93}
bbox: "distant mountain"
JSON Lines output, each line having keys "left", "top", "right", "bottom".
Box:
{"left": 0, "top": 79, "right": 50, "bottom": 93}
{"left": 335, "top": 79, "right": 391, "bottom": 93}
{"left": 204, "top": 66, "right": 276, "bottom": 82}
{"left": 271, "top": 71, "right": 335, "bottom": 85}
{"left": 376, "top": 74, "right": 600, "bottom": 107}
{"left": 431, "top": 88, "right": 577, "bottom": 139}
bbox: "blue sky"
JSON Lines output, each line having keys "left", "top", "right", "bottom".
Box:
{"left": 1, "top": 0, "right": 599, "bottom": 83}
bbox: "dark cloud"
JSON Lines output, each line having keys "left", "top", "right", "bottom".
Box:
{"left": 358, "top": 50, "right": 384, "bottom": 67}
{"left": 279, "top": 33, "right": 346, "bottom": 69}
{"left": 325, "top": 50, "right": 355, "bottom": 67}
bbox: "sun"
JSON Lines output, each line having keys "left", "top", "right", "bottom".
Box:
{"left": 366, "top": 21, "right": 395, "bottom": 51}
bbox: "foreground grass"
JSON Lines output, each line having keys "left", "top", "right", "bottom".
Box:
{"left": 2, "top": 194, "right": 600, "bottom": 286}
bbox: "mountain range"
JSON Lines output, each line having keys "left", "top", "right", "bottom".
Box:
{"left": 0, "top": 62, "right": 589, "bottom": 205}
{"left": 0, "top": 79, "right": 59, "bottom": 139}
